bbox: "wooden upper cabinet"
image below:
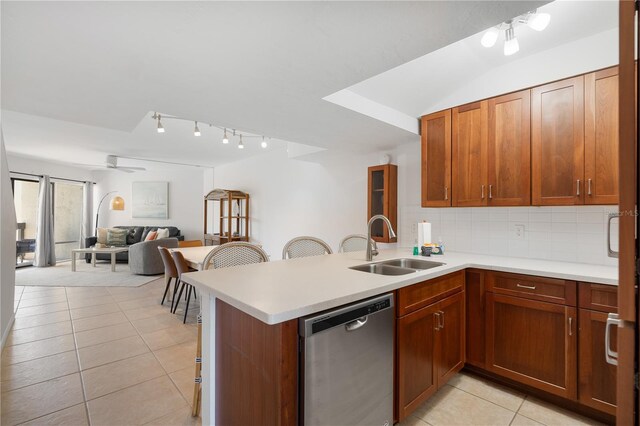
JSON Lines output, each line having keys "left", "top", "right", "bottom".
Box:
{"left": 532, "top": 76, "right": 585, "bottom": 205}
{"left": 488, "top": 90, "right": 531, "bottom": 206}
{"left": 421, "top": 110, "right": 452, "bottom": 207}
{"left": 367, "top": 164, "right": 397, "bottom": 243}
{"left": 452, "top": 101, "right": 488, "bottom": 207}
{"left": 585, "top": 67, "right": 619, "bottom": 205}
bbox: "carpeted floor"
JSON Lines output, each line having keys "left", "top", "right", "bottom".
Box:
{"left": 15, "top": 262, "right": 161, "bottom": 287}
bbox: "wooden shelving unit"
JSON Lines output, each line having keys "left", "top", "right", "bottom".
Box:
{"left": 203, "top": 189, "right": 250, "bottom": 246}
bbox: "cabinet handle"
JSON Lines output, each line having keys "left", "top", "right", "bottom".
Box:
{"left": 516, "top": 283, "right": 536, "bottom": 290}
{"left": 439, "top": 310, "right": 445, "bottom": 329}
{"left": 588, "top": 179, "right": 592, "bottom": 196}
{"left": 568, "top": 317, "right": 573, "bottom": 336}
{"left": 489, "top": 185, "right": 493, "bottom": 200}
{"left": 607, "top": 213, "right": 620, "bottom": 258}
{"left": 605, "top": 313, "right": 620, "bottom": 365}
{"left": 576, "top": 179, "right": 580, "bottom": 196}
{"left": 481, "top": 185, "right": 485, "bottom": 199}
{"left": 444, "top": 186, "right": 448, "bottom": 201}
{"left": 434, "top": 312, "right": 440, "bottom": 330}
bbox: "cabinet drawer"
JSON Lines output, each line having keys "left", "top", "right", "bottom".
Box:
{"left": 578, "top": 282, "right": 618, "bottom": 313}
{"left": 397, "top": 271, "right": 464, "bottom": 317}
{"left": 486, "top": 272, "right": 576, "bottom": 306}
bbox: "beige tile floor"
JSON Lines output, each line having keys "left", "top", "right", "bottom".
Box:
{"left": 1, "top": 278, "right": 201, "bottom": 426}
{"left": 2, "top": 278, "right": 605, "bottom": 426}
{"left": 400, "top": 372, "right": 604, "bottom": 426}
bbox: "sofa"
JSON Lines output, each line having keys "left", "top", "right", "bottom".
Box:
{"left": 129, "top": 237, "right": 179, "bottom": 275}
{"left": 84, "top": 226, "right": 184, "bottom": 263}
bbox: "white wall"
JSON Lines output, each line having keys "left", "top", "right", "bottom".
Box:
{"left": 94, "top": 166, "right": 206, "bottom": 240}
{"left": 7, "top": 153, "right": 94, "bottom": 182}
{"left": 212, "top": 148, "right": 381, "bottom": 258}
{"left": 394, "top": 142, "right": 618, "bottom": 267}
{"left": 1, "top": 133, "right": 18, "bottom": 348}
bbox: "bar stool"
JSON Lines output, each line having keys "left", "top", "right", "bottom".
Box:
{"left": 171, "top": 251, "right": 198, "bottom": 323}
{"left": 339, "top": 234, "right": 377, "bottom": 253}
{"left": 157, "top": 247, "right": 179, "bottom": 307}
{"left": 282, "top": 236, "right": 332, "bottom": 260}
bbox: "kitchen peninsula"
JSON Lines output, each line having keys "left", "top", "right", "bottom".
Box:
{"left": 182, "top": 249, "right": 618, "bottom": 425}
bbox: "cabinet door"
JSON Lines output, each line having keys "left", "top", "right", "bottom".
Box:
{"left": 578, "top": 308, "right": 617, "bottom": 415}
{"left": 421, "top": 110, "right": 452, "bottom": 207}
{"left": 452, "top": 101, "right": 488, "bottom": 207}
{"left": 585, "top": 67, "right": 619, "bottom": 205}
{"left": 465, "top": 270, "right": 486, "bottom": 369}
{"left": 435, "top": 291, "right": 465, "bottom": 386}
{"left": 488, "top": 90, "right": 531, "bottom": 206}
{"left": 532, "top": 76, "right": 585, "bottom": 205}
{"left": 486, "top": 293, "right": 577, "bottom": 399}
{"left": 397, "top": 303, "right": 439, "bottom": 421}
{"left": 367, "top": 164, "right": 397, "bottom": 243}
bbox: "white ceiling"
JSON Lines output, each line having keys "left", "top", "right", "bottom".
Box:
{"left": 1, "top": 1, "right": 546, "bottom": 167}
{"left": 344, "top": 1, "right": 618, "bottom": 118}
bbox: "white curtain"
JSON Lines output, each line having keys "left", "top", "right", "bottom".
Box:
{"left": 81, "top": 182, "right": 93, "bottom": 248}
{"left": 33, "top": 175, "right": 56, "bottom": 267}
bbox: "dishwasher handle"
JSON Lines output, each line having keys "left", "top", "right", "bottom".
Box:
{"left": 345, "top": 316, "right": 368, "bottom": 332}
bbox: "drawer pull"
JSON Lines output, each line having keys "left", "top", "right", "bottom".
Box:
{"left": 516, "top": 283, "right": 536, "bottom": 290}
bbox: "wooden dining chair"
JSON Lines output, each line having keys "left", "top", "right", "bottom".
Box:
{"left": 170, "top": 250, "right": 198, "bottom": 323}
{"left": 157, "top": 247, "right": 179, "bottom": 307}
{"left": 282, "top": 236, "right": 332, "bottom": 260}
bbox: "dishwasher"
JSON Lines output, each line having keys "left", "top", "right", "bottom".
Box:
{"left": 299, "top": 293, "right": 394, "bottom": 426}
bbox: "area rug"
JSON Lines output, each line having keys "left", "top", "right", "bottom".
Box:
{"left": 15, "top": 262, "right": 161, "bottom": 287}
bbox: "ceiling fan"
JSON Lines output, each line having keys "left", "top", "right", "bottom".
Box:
{"left": 76, "top": 155, "right": 147, "bottom": 173}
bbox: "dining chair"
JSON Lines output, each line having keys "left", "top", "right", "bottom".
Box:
{"left": 157, "top": 247, "right": 179, "bottom": 307}
{"left": 178, "top": 240, "right": 204, "bottom": 248}
{"left": 282, "top": 236, "right": 333, "bottom": 260}
{"left": 171, "top": 250, "right": 198, "bottom": 323}
{"left": 339, "top": 234, "right": 377, "bottom": 253}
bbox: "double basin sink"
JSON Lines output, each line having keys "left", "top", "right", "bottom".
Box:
{"left": 349, "top": 258, "right": 445, "bottom": 276}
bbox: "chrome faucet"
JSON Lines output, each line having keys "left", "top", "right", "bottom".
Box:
{"left": 366, "top": 214, "right": 396, "bottom": 261}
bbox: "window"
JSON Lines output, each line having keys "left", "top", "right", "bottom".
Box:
{"left": 12, "top": 178, "right": 85, "bottom": 265}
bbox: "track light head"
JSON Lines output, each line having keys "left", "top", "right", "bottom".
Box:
{"left": 222, "top": 128, "right": 229, "bottom": 144}
{"left": 480, "top": 27, "right": 499, "bottom": 48}
{"left": 238, "top": 134, "right": 244, "bottom": 149}
{"left": 527, "top": 12, "right": 550, "bottom": 31}
{"left": 261, "top": 137, "right": 268, "bottom": 149}
{"left": 503, "top": 25, "right": 519, "bottom": 56}
{"left": 156, "top": 115, "right": 165, "bottom": 133}
{"left": 194, "top": 121, "right": 201, "bottom": 137}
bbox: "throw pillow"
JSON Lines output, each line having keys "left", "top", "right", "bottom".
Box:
{"left": 96, "top": 227, "right": 108, "bottom": 245}
{"left": 156, "top": 228, "right": 170, "bottom": 239}
{"left": 106, "top": 228, "right": 127, "bottom": 246}
{"left": 145, "top": 231, "right": 158, "bottom": 241}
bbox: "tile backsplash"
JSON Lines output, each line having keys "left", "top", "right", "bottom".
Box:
{"left": 399, "top": 205, "right": 619, "bottom": 267}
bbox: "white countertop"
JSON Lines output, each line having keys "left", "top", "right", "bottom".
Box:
{"left": 181, "top": 249, "right": 618, "bottom": 325}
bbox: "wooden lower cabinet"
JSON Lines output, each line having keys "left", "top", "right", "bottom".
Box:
{"left": 397, "top": 291, "right": 464, "bottom": 421}
{"left": 486, "top": 293, "right": 578, "bottom": 399}
{"left": 578, "top": 309, "right": 618, "bottom": 416}
{"left": 465, "top": 269, "right": 486, "bottom": 369}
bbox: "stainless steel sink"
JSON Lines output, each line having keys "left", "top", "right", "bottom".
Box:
{"left": 349, "top": 258, "right": 445, "bottom": 276}
{"left": 349, "top": 263, "right": 415, "bottom": 276}
{"left": 378, "top": 258, "right": 444, "bottom": 270}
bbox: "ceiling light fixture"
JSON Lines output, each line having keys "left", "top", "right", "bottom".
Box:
{"left": 261, "top": 137, "right": 268, "bottom": 149}
{"left": 480, "top": 9, "right": 549, "bottom": 56}
{"left": 222, "top": 128, "right": 229, "bottom": 144}
{"left": 238, "top": 134, "right": 244, "bottom": 149}
{"left": 156, "top": 114, "right": 165, "bottom": 133}
{"left": 194, "top": 121, "right": 201, "bottom": 137}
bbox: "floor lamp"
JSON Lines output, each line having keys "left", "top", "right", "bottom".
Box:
{"left": 95, "top": 191, "right": 125, "bottom": 230}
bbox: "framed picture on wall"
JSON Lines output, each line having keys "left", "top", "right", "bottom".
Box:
{"left": 132, "top": 181, "right": 169, "bottom": 219}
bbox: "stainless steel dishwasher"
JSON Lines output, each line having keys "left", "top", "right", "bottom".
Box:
{"left": 300, "top": 293, "right": 394, "bottom": 426}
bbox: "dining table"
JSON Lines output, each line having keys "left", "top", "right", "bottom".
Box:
{"left": 170, "top": 245, "right": 220, "bottom": 271}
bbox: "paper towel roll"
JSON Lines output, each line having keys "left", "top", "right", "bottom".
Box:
{"left": 418, "top": 222, "right": 432, "bottom": 246}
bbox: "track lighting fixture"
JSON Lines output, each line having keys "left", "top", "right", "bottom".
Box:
{"left": 156, "top": 114, "right": 165, "bottom": 133}
{"left": 194, "top": 122, "right": 201, "bottom": 137}
{"left": 261, "top": 137, "right": 268, "bottom": 149}
{"left": 480, "top": 9, "right": 549, "bottom": 56}
{"left": 238, "top": 134, "right": 244, "bottom": 149}
{"left": 222, "top": 128, "right": 229, "bottom": 144}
